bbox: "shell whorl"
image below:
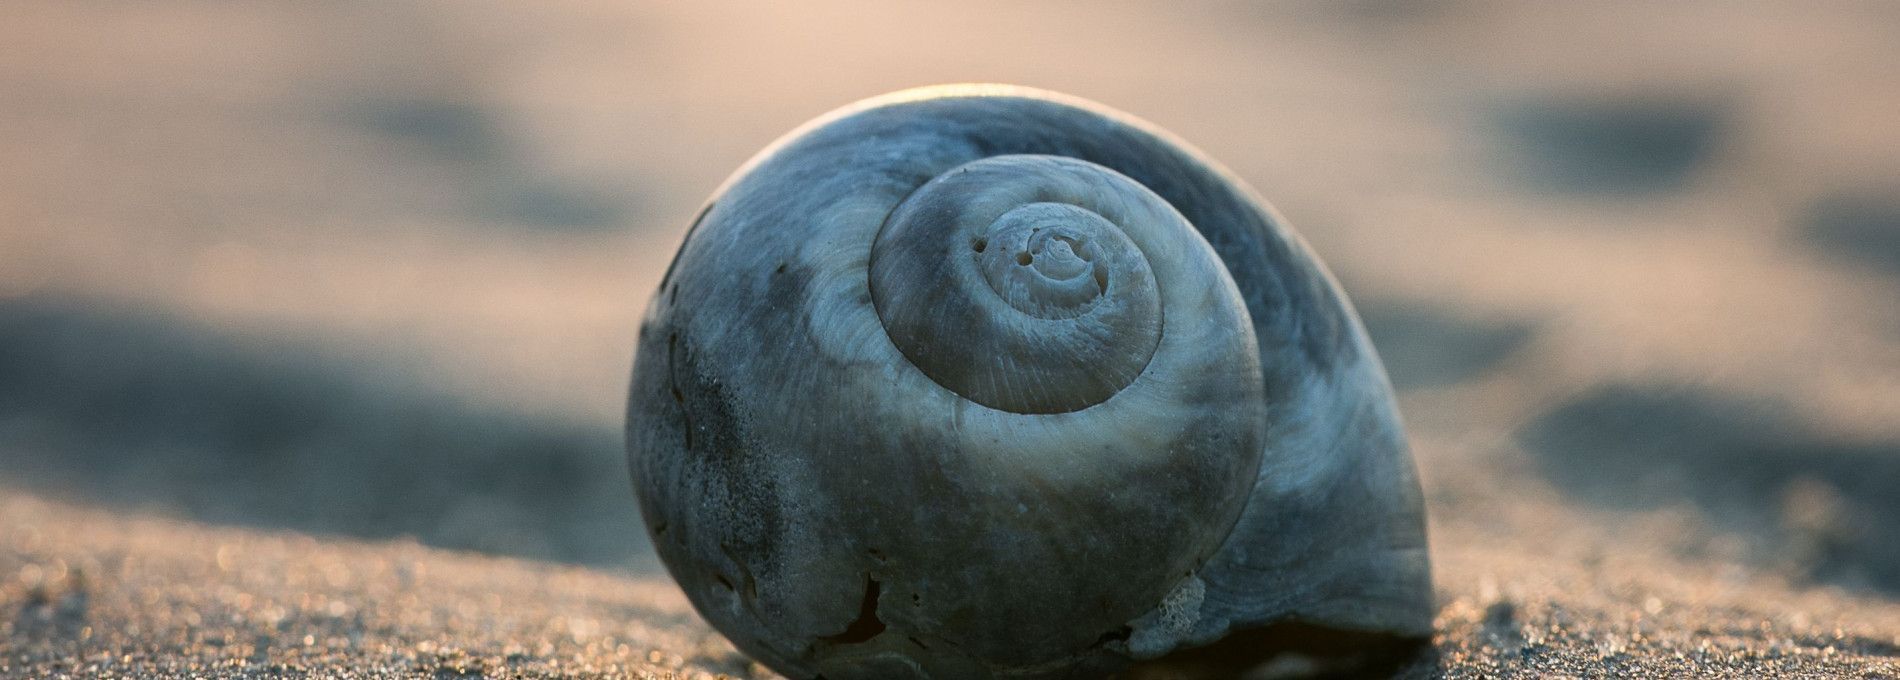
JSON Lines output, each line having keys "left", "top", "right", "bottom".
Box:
{"left": 871, "top": 155, "right": 1173, "bottom": 414}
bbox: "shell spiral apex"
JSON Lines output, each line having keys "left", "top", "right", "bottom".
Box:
{"left": 627, "top": 85, "right": 1432, "bottom": 679}
{"left": 873, "top": 155, "right": 1184, "bottom": 414}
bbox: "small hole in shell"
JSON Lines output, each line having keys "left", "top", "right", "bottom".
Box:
{"left": 972, "top": 238, "right": 987, "bottom": 253}
{"left": 1017, "top": 252, "right": 1033, "bottom": 266}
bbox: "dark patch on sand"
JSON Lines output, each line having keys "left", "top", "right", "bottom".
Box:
{"left": 345, "top": 97, "right": 632, "bottom": 230}
{"left": 1480, "top": 600, "right": 1523, "bottom": 650}
{"left": 1356, "top": 300, "right": 1535, "bottom": 390}
{"left": 0, "top": 294, "right": 641, "bottom": 567}
{"left": 1520, "top": 384, "right": 1900, "bottom": 594}
{"left": 353, "top": 99, "right": 501, "bottom": 161}
{"left": 9, "top": 569, "right": 90, "bottom": 641}
{"left": 489, "top": 180, "right": 627, "bottom": 229}
{"left": 1494, "top": 96, "right": 1727, "bottom": 195}
{"left": 1801, "top": 189, "right": 1900, "bottom": 278}
{"left": 1122, "top": 621, "right": 1431, "bottom": 679}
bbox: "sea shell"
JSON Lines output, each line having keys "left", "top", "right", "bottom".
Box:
{"left": 626, "top": 85, "right": 1431, "bottom": 679}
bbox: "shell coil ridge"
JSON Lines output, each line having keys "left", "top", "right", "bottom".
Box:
{"left": 869, "top": 155, "right": 1183, "bottom": 415}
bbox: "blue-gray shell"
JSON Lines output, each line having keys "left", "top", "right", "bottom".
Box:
{"left": 626, "top": 86, "right": 1430, "bottom": 680}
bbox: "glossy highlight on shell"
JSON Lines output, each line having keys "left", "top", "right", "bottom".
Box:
{"left": 626, "top": 84, "right": 1432, "bottom": 679}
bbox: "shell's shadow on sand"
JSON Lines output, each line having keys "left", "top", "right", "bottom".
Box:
{"left": 1354, "top": 299, "right": 1535, "bottom": 391}
{"left": 343, "top": 96, "right": 632, "bottom": 230}
{"left": 1520, "top": 384, "right": 1900, "bottom": 595}
{"left": 1491, "top": 95, "right": 1729, "bottom": 197}
{"left": 0, "top": 294, "right": 644, "bottom": 568}
{"left": 1800, "top": 189, "right": 1900, "bottom": 280}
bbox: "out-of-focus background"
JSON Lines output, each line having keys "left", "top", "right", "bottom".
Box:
{"left": 3, "top": 1, "right": 1899, "bottom": 676}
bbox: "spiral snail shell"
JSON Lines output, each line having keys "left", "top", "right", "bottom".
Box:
{"left": 627, "top": 85, "right": 1431, "bottom": 679}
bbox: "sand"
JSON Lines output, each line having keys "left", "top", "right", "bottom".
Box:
{"left": 5, "top": 494, "right": 1899, "bottom": 678}
{"left": 3, "top": 0, "right": 1900, "bottom": 677}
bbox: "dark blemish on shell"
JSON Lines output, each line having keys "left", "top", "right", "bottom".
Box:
{"left": 818, "top": 578, "right": 886, "bottom": 645}
{"left": 721, "top": 542, "right": 761, "bottom": 604}
{"left": 667, "top": 331, "right": 691, "bottom": 448}
{"left": 674, "top": 350, "right": 785, "bottom": 605}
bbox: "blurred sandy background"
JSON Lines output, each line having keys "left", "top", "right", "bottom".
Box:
{"left": 3, "top": 1, "right": 1900, "bottom": 676}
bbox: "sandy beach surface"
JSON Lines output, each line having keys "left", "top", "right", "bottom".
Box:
{"left": 3, "top": 1, "right": 1899, "bottom": 677}
{"left": 6, "top": 493, "right": 1900, "bottom": 678}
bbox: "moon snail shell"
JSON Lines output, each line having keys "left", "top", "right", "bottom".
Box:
{"left": 627, "top": 85, "right": 1431, "bottom": 679}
